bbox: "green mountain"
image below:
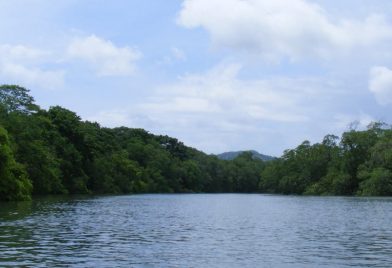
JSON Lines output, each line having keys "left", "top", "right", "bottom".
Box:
{"left": 217, "top": 150, "right": 275, "bottom": 161}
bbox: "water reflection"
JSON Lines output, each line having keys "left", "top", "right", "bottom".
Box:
{"left": 1, "top": 194, "right": 392, "bottom": 267}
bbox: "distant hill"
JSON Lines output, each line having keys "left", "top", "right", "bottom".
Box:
{"left": 216, "top": 150, "right": 275, "bottom": 161}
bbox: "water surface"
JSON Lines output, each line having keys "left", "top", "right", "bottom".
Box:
{"left": 1, "top": 194, "right": 392, "bottom": 267}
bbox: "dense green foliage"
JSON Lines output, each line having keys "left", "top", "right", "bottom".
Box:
{"left": 0, "top": 126, "right": 32, "bottom": 201}
{"left": 1, "top": 84, "right": 391, "bottom": 200}
{"left": 217, "top": 150, "right": 275, "bottom": 161}
{"left": 0, "top": 85, "right": 265, "bottom": 200}
{"left": 260, "top": 123, "right": 392, "bottom": 196}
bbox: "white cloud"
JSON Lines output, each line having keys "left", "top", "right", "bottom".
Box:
{"left": 86, "top": 62, "right": 383, "bottom": 155}
{"left": 143, "top": 63, "right": 318, "bottom": 124}
{"left": 67, "top": 35, "right": 142, "bottom": 76}
{"left": 369, "top": 66, "right": 392, "bottom": 105}
{"left": 178, "top": 0, "right": 392, "bottom": 61}
{"left": 0, "top": 63, "right": 65, "bottom": 90}
{"left": 88, "top": 63, "right": 342, "bottom": 154}
{"left": 0, "top": 44, "right": 64, "bottom": 90}
{"left": 0, "top": 44, "right": 50, "bottom": 61}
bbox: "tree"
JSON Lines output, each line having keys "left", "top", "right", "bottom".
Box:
{"left": 0, "top": 85, "right": 39, "bottom": 114}
{"left": 47, "top": 106, "right": 90, "bottom": 194}
{"left": 0, "top": 126, "right": 32, "bottom": 201}
{"left": 8, "top": 113, "right": 65, "bottom": 194}
{"left": 355, "top": 128, "right": 392, "bottom": 196}
{"left": 358, "top": 168, "right": 392, "bottom": 196}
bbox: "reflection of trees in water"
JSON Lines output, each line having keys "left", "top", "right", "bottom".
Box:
{"left": 0, "top": 225, "right": 36, "bottom": 265}
{"left": 0, "top": 196, "right": 98, "bottom": 266}
{"left": 0, "top": 201, "right": 36, "bottom": 265}
{"left": 0, "top": 201, "right": 33, "bottom": 221}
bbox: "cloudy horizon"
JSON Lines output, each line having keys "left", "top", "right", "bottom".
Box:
{"left": 1, "top": 0, "right": 392, "bottom": 156}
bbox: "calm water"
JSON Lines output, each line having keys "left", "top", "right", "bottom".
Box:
{"left": 1, "top": 194, "right": 392, "bottom": 267}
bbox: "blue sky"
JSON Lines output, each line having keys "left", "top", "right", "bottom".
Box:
{"left": 1, "top": 0, "right": 392, "bottom": 156}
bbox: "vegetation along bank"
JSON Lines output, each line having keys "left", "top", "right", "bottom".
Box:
{"left": 1, "top": 85, "right": 391, "bottom": 201}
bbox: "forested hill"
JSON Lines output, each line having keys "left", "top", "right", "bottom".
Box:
{"left": 217, "top": 151, "right": 275, "bottom": 161}
{"left": 0, "top": 85, "right": 266, "bottom": 201}
{"left": 1, "top": 85, "right": 392, "bottom": 201}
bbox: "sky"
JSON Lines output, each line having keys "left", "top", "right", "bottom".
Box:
{"left": 1, "top": 0, "right": 392, "bottom": 156}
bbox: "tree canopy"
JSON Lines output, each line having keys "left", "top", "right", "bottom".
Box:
{"left": 0, "top": 84, "right": 392, "bottom": 200}
{"left": 0, "top": 85, "right": 38, "bottom": 114}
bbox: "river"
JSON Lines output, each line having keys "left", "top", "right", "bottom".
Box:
{"left": 1, "top": 194, "right": 391, "bottom": 267}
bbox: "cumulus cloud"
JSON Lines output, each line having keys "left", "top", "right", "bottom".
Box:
{"left": 369, "top": 66, "right": 392, "bottom": 105}
{"left": 177, "top": 0, "right": 392, "bottom": 61}
{"left": 89, "top": 63, "right": 343, "bottom": 154}
{"left": 0, "top": 63, "right": 65, "bottom": 90}
{"left": 71, "top": 61, "right": 380, "bottom": 154}
{"left": 0, "top": 44, "right": 64, "bottom": 90}
{"left": 142, "top": 64, "right": 329, "bottom": 125}
{"left": 67, "top": 35, "right": 142, "bottom": 76}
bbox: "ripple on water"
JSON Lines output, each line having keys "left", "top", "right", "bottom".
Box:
{"left": 0, "top": 194, "right": 392, "bottom": 267}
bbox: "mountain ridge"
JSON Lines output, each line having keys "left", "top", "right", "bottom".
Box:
{"left": 216, "top": 150, "right": 275, "bottom": 161}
